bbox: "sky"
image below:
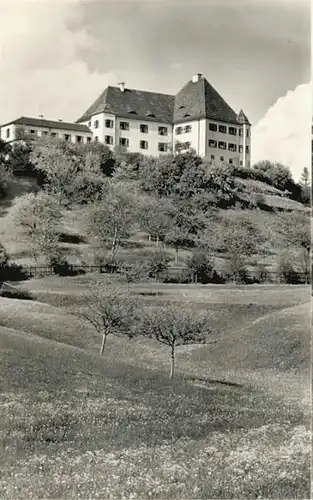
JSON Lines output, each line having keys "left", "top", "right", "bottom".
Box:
{"left": 0, "top": 0, "right": 310, "bottom": 180}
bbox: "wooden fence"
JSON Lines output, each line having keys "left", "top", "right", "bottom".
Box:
{"left": 7, "top": 264, "right": 311, "bottom": 285}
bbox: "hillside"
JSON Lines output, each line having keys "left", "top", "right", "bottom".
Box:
{"left": 0, "top": 171, "right": 308, "bottom": 273}
{"left": 0, "top": 278, "right": 310, "bottom": 499}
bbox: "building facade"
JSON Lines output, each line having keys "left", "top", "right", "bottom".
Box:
{"left": 0, "top": 74, "right": 251, "bottom": 166}
{"left": 0, "top": 116, "right": 93, "bottom": 144}
{"left": 77, "top": 73, "right": 251, "bottom": 166}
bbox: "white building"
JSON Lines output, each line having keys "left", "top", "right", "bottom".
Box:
{"left": 77, "top": 73, "right": 251, "bottom": 167}
{"left": 0, "top": 116, "right": 93, "bottom": 144}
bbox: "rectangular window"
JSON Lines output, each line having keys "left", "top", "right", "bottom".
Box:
{"left": 88, "top": 121, "right": 91, "bottom": 128}
{"left": 208, "top": 139, "right": 217, "bottom": 148}
{"left": 239, "top": 145, "right": 243, "bottom": 153}
{"left": 158, "top": 143, "right": 168, "bottom": 152}
{"left": 6, "top": 129, "right": 10, "bottom": 138}
{"left": 158, "top": 126, "right": 168, "bottom": 136}
{"left": 246, "top": 128, "right": 250, "bottom": 138}
{"left": 76, "top": 136, "right": 82, "bottom": 143}
{"left": 210, "top": 154, "right": 215, "bottom": 160}
{"left": 246, "top": 145, "right": 250, "bottom": 154}
{"left": 185, "top": 125, "right": 192, "bottom": 133}
{"left": 175, "top": 126, "right": 182, "bottom": 135}
{"left": 229, "top": 159, "right": 233, "bottom": 164}
{"left": 140, "top": 124, "right": 148, "bottom": 133}
{"left": 94, "top": 136, "right": 99, "bottom": 142}
{"left": 229, "top": 127, "right": 237, "bottom": 136}
{"left": 219, "top": 125, "right": 227, "bottom": 134}
{"left": 119, "top": 137, "right": 129, "bottom": 147}
{"left": 140, "top": 140, "right": 148, "bottom": 150}
{"left": 94, "top": 120, "right": 99, "bottom": 129}
{"left": 239, "top": 128, "right": 243, "bottom": 137}
{"left": 51, "top": 132, "right": 57, "bottom": 137}
{"left": 105, "top": 119, "right": 114, "bottom": 128}
{"left": 228, "top": 143, "right": 237, "bottom": 152}
{"left": 240, "top": 160, "right": 243, "bottom": 166}
{"left": 120, "top": 121, "right": 129, "bottom": 131}
{"left": 87, "top": 137, "right": 92, "bottom": 143}
{"left": 209, "top": 123, "right": 217, "bottom": 132}
{"left": 30, "top": 129, "right": 37, "bottom": 135}
{"left": 185, "top": 141, "right": 191, "bottom": 149}
{"left": 42, "top": 131, "right": 48, "bottom": 136}
{"left": 218, "top": 141, "right": 227, "bottom": 150}
{"left": 64, "top": 134, "right": 70, "bottom": 141}
{"left": 105, "top": 135, "right": 113, "bottom": 145}
{"left": 220, "top": 156, "right": 224, "bottom": 162}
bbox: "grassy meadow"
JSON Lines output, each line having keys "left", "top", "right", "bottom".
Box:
{"left": 0, "top": 274, "right": 311, "bottom": 499}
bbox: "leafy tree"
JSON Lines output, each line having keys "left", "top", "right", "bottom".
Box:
{"left": 147, "top": 249, "right": 170, "bottom": 281}
{"left": 0, "top": 242, "right": 9, "bottom": 267}
{"left": 276, "top": 211, "right": 311, "bottom": 282}
{"left": 137, "top": 302, "right": 216, "bottom": 379}
{"left": 164, "top": 224, "right": 193, "bottom": 264}
{"left": 0, "top": 163, "right": 12, "bottom": 198}
{"left": 186, "top": 247, "right": 214, "bottom": 283}
{"left": 11, "top": 192, "right": 62, "bottom": 263}
{"left": 211, "top": 216, "right": 266, "bottom": 282}
{"left": 139, "top": 195, "right": 174, "bottom": 246}
{"left": 299, "top": 167, "right": 311, "bottom": 205}
{"left": 30, "top": 137, "right": 106, "bottom": 205}
{"left": 85, "top": 181, "right": 138, "bottom": 263}
{"left": 74, "top": 283, "right": 138, "bottom": 353}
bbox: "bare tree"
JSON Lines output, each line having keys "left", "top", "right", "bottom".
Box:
{"left": 137, "top": 301, "right": 216, "bottom": 379}
{"left": 75, "top": 282, "right": 138, "bottom": 353}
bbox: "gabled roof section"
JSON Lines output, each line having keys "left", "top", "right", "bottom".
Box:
{"left": 237, "top": 109, "right": 251, "bottom": 125}
{"left": 174, "top": 76, "right": 240, "bottom": 125}
{"left": 77, "top": 86, "right": 175, "bottom": 124}
{"left": 1, "top": 116, "right": 92, "bottom": 133}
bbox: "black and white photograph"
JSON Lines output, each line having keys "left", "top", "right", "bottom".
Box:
{"left": 0, "top": 0, "right": 311, "bottom": 498}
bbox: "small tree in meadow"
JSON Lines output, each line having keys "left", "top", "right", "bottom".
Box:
{"left": 147, "top": 250, "right": 170, "bottom": 281}
{"left": 85, "top": 181, "right": 138, "bottom": 264}
{"left": 186, "top": 247, "right": 214, "bottom": 283}
{"left": 75, "top": 283, "right": 138, "bottom": 353}
{"left": 11, "top": 192, "right": 62, "bottom": 263}
{"left": 276, "top": 211, "right": 311, "bottom": 282}
{"left": 137, "top": 302, "right": 216, "bottom": 379}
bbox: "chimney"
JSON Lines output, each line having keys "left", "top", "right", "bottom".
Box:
{"left": 192, "top": 73, "right": 203, "bottom": 83}
{"left": 118, "top": 82, "right": 125, "bottom": 92}
{"left": 58, "top": 119, "right": 63, "bottom": 122}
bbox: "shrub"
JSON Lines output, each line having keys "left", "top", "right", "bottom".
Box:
{"left": 49, "top": 257, "right": 86, "bottom": 277}
{"left": 147, "top": 250, "right": 170, "bottom": 281}
{"left": 0, "top": 284, "right": 33, "bottom": 300}
{"left": 186, "top": 248, "right": 214, "bottom": 284}
{"left": 0, "top": 263, "right": 29, "bottom": 282}
{"left": 118, "top": 261, "right": 149, "bottom": 283}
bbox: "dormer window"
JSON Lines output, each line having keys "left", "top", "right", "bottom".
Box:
{"left": 146, "top": 110, "right": 156, "bottom": 118}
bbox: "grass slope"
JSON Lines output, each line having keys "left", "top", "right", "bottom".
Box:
{"left": 0, "top": 278, "right": 310, "bottom": 498}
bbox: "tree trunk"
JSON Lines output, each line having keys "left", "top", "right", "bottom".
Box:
{"left": 169, "top": 345, "right": 175, "bottom": 379}
{"left": 148, "top": 234, "right": 151, "bottom": 242}
{"left": 110, "top": 226, "right": 119, "bottom": 263}
{"left": 156, "top": 235, "right": 159, "bottom": 247}
{"left": 100, "top": 333, "right": 107, "bottom": 354}
{"left": 174, "top": 247, "right": 178, "bottom": 264}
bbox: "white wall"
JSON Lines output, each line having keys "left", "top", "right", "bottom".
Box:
{"left": 173, "top": 119, "right": 207, "bottom": 155}
{"left": 83, "top": 112, "right": 173, "bottom": 156}
{"left": 0, "top": 123, "right": 92, "bottom": 143}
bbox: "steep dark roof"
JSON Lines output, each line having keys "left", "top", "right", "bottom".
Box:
{"left": 77, "top": 86, "right": 175, "bottom": 124}
{"left": 174, "top": 76, "right": 242, "bottom": 125}
{"left": 1, "top": 116, "right": 92, "bottom": 133}
{"left": 76, "top": 76, "right": 251, "bottom": 127}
